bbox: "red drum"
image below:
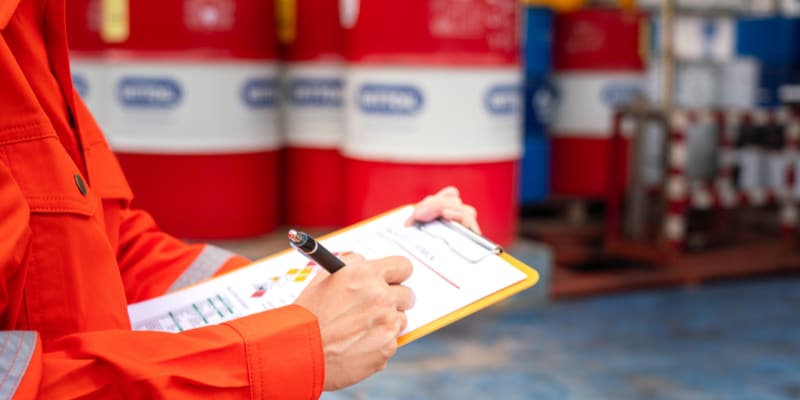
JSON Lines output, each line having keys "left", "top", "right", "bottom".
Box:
{"left": 280, "top": 0, "right": 345, "bottom": 228}
{"left": 67, "top": 0, "right": 280, "bottom": 238}
{"left": 341, "top": 0, "right": 521, "bottom": 246}
{"left": 550, "top": 9, "right": 646, "bottom": 198}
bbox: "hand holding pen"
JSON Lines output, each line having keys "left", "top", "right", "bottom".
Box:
{"left": 287, "top": 185, "right": 478, "bottom": 391}
{"left": 290, "top": 231, "right": 415, "bottom": 391}
{"left": 288, "top": 229, "right": 346, "bottom": 273}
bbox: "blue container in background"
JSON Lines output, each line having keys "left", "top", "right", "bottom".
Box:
{"left": 524, "top": 76, "right": 557, "bottom": 134}
{"left": 523, "top": 6, "right": 554, "bottom": 76}
{"left": 520, "top": 132, "right": 550, "bottom": 204}
{"left": 737, "top": 17, "right": 800, "bottom": 65}
{"left": 758, "top": 63, "right": 800, "bottom": 107}
{"left": 519, "top": 4, "right": 554, "bottom": 204}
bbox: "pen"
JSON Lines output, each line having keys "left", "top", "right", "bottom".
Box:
{"left": 288, "top": 229, "right": 346, "bottom": 273}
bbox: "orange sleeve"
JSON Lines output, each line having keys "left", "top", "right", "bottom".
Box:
{"left": 116, "top": 208, "right": 252, "bottom": 303}
{"left": 36, "top": 305, "right": 324, "bottom": 400}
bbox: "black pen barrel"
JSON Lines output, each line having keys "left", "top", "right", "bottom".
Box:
{"left": 307, "top": 244, "right": 346, "bottom": 273}
{"left": 289, "top": 229, "right": 346, "bottom": 273}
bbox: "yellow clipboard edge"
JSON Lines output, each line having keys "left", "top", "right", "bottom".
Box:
{"left": 242, "top": 204, "right": 540, "bottom": 347}
{"left": 398, "top": 252, "right": 539, "bottom": 346}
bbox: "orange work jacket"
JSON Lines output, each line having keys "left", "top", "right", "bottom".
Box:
{"left": 0, "top": 0, "right": 324, "bottom": 398}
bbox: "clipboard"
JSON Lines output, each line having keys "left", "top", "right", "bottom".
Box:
{"left": 297, "top": 205, "right": 539, "bottom": 346}
{"left": 127, "top": 205, "right": 539, "bottom": 346}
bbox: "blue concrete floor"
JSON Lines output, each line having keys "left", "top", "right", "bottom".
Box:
{"left": 322, "top": 276, "right": 800, "bottom": 400}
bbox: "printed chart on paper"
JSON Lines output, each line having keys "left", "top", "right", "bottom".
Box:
{"left": 128, "top": 206, "right": 527, "bottom": 335}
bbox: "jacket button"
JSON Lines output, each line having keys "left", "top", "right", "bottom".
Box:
{"left": 74, "top": 174, "right": 87, "bottom": 196}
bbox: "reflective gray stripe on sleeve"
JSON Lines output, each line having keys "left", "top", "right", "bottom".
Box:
{"left": 0, "top": 331, "right": 37, "bottom": 399}
{"left": 169, "top": 245, "right": 236, "bottom": 292}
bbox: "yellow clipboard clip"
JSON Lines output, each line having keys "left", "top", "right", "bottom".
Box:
{"left": 413, "top": 218, "right": 503, "bottom": 264}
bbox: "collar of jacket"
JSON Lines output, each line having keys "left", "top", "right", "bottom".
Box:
{"left": 0, "top": 0, "right": 21, "bottom": 29}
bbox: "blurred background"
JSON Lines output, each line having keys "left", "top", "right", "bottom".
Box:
{"left": 67, "top": 0, "right": 800, "bottom": 398}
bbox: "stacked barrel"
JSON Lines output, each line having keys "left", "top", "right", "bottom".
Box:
{"left": 66, "top": 0, "right": 107, "bottom": 128}
{"left": 341, "top": 0, "right": 522, "bottom": 246}
{"left": 550, "top": 8, "right": 645, "bottom": 198}
{"left": 519, "top": 4, "right": 556, "bottom": 205}
{"left": 278, "top": 0, "right": 345, "bottom": 227}
{"left": 67, "top": 0, "right": 280, "bottom": 238}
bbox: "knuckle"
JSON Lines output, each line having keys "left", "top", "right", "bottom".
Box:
{"left": 403, "top": 287, "right": 416, "bottom": 309}
{"left": 377, "top": 290, "right": 395, "bottom": 308}
{"left": 375, "top": 360, "right": 389, "bottom": 373}
{"left": 397, "top": 312, "right": 409, "bottom": 332}
{"left": 372, "top": 297, "right": 395, "bottom": 322}
{"left": 341, "top": 252, "right": 366, "bottom": 264}
{"left": 464, "top": 205, "right": 478, "bottom": 217}
{"left": 381, "top": 340, "right": 398, "bottom": 360}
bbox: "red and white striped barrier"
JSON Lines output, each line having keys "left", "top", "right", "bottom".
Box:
{"left": 279, "top": 0, "right": 345, "bottom": 228}
{"left": 663, "top": 108, "right": 800, "bottom": 250}
{"left": 341, "top": 0, "right": 521, "bottom": 246}
{"left": 68, "top": 0, "right": 280, "bottom": 238}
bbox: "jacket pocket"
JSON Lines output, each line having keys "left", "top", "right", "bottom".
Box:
{"left": 0, "top": 125, "right": 97, "bottom": 216}
{"left": 0, "top": 124, "right": 131, "bottom": 338}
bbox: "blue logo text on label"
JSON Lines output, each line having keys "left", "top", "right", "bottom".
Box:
{"left": 485, "top": 84, "right": 521, "bottom": 116}
{"left": 118, "top": 77, "right": 182, "bottom": 108}
{"left": 357, "top": 84, "right": 424, "bottom": 115}
{"left": 72, "top": 74, "right": 89, "bottom": 98}
{"left": 289, "top": 78, "right": 343, "bottom": 107}
{"left": 600, "top": 82, "right": 642, "bottom": 107}
{"left": 242, "top": 79, "right": 278, "bottom": 108}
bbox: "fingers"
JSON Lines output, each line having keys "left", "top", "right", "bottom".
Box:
{"left": 396, "top": 311, "right": 409, "bottom": 334}
{"left": 405, "top": 188, "right": 482, "bottom": 233}
{"left": 442, "top": 207, "right": 481, "bottom": 234}
{"left": 339, "top": 252, "right": 366, "bottom": 265}
{"left": 374, "top": 256, "right": 413, "bottom": 284}
{"left": 435, "top": 185, "right": 460, "bottom": 198}
{"left": 388, "top": 284, "right": 415, "bottom": 311}
{"left": 409, "top": 193, "right": 468, "bottom": 222}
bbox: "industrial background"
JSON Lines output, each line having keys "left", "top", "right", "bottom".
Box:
{"left": 66, "top": 0, "right": 800, "bottom": 398}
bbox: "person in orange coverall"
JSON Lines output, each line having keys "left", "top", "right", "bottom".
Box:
{"left": 0, "top": 0, "right": 482, "bottom": 398}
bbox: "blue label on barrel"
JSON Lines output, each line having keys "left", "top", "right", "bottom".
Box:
{"left": 485, "top": 84, "right": 521, "bottom": 116}
{"left": 241, "top": 78, "right": 278, "bottom": 108}
{"left": 118, "top": 77, "right": 182, "bottom": 108}
{"left": 289, "top": 78, "right": 343, "bottom": 107}
{"left": 72, "top": 74, "right": 89, "bottom": 98}
{"left": 357, "top": 84, "right": 424, "bottom": 115}
{"left": 600, "top": 82, "right": 642, "bottom": 106}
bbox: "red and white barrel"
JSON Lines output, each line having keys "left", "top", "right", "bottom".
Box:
{"left": 551, "top": 9, "right": 645, "bottom": 198}
{"left": 70, "top": 0, "right": 281, "bottom": 239}
{"left": 341, "top": 0, "right": 521, "bottom": 246}
{"left": 67, "top": 0, "right": 108, "bottom": 127}
{"left": 279, "top": 0, "right": 345, "bottom": 228}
